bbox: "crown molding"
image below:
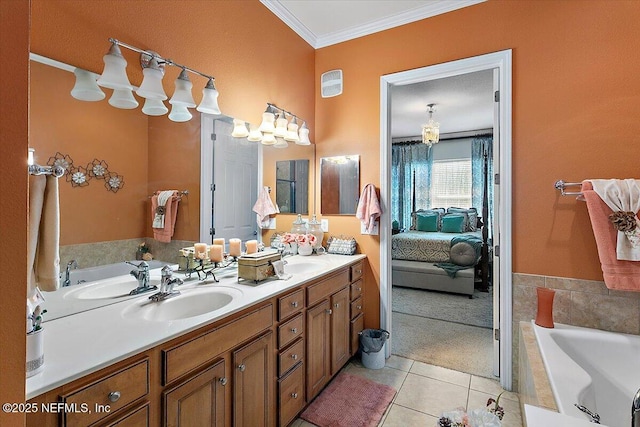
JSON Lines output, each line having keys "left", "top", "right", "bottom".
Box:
{"left": 262, "top": 0, "right": 485, "bottom": 49}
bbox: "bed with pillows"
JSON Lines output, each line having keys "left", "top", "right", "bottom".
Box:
{"left": 391, "top": 207, "right": 484, "bottom": 297}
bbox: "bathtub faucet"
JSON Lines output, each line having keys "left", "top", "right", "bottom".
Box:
{"left": 574, "top": 404, "right": 600, "bottom": 424}
{"left": 62, "top": 259, "right": 78, "bottom": 287}
{"left": 632, "top": 387, "right": 640, "bottom": 427}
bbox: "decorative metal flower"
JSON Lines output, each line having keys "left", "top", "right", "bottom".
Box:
{"left": 47, "top": 152, "right": 73, "bottom": 176}
{"left": 105, "top": 172, "right": 125, "bottom": 193}
{"left": 65, "top": 165, "right": 90, "bottom": 188}
{"left": 88, "top": 159, "right": 109, "bottom": 179}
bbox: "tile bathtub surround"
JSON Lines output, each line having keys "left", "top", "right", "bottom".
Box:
{"left": 511, "top": 272, "right": 640, "bottom": 392}
{"left": 517, "top": 322, "right": 557, "bottom": 413}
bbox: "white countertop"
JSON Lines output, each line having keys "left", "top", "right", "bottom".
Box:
{"left": 27, "top": 253, "right": 366, "bottom": 400}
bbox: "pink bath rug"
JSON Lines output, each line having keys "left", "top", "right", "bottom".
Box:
{"left": 300, "top": 371, "right": 396, "bottom": 427}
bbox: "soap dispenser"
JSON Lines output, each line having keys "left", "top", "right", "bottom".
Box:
{"left": 308, "top": 215, "right": 324, "bottom": 249}
{"left": 291, "top": 214, "right": 307, "bottom": 235}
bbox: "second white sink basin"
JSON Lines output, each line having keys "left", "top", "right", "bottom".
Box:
{"left": 283, "top": 256, "right": 330, "bottom": 275}
{"left": 121, "top": 286, "right": 242, "bottom": 322}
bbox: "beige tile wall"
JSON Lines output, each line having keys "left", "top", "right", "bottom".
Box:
{"left": 511, "top": 272, "right": 640, "bottom": 391}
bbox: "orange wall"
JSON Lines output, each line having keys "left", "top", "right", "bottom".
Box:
{"left": 0, "top": 0, "right": 28, "bottom": 424}
{"left": 315, "top": 0, "right": 640, "bottom": 327}
{"left": 30, "top": 61, "right": 149, "bottom": 244}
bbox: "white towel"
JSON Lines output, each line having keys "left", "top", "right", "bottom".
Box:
{"left": 152, "top": 190, "right": 176, "bottom": 229}
{"left": 252, "top": 186, "right": 279, "bottom": 228}
{"left": 356, "top": 183, "right": 382, "bottom": 233}
{"left": 589, "top": 179, "right": 640, "bottom": 261}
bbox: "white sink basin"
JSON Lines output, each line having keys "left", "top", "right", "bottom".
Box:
{"left": 121, "top": 287, "right": 242, "bottom": 322}
{"left": 64, "top": 277, "right": 161, "bottom": 300}
{"left": 283, "top": 257, "right": 330, "bottom": 275}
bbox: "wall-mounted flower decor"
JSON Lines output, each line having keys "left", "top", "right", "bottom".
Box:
{"left": 105, "top": 172, "right": 125, "bottom": 193}
{"left": 47, "top": 152, "right": 73, "bottom": 176}
{"left": 66, "top": 165, "right": 90, "bottom": 188}
{"left": 45, "top": 152, "right": 124, "bottom": 193}
{"left": 88, "top": 159, "right": 109, "bottom": 179}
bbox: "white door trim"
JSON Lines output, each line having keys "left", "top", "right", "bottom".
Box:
{"left": 379, "top": 49, "right": 513, "bottom": 390}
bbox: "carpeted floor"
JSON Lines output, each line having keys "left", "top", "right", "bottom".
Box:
{"left": 392, "top": 286, "right": 493, "bottom": 329}
{"left": 391, "top": 311, "right": 495, "bottom": 379}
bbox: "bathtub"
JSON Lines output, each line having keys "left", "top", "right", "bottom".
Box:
{"left": 533, "top": 322, "right": 640, "bottom": 427}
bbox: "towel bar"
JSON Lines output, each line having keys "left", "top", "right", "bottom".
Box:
{"left": 555, "top": 180, "right": 585, "bottom": 198}
{"left": 148, "top": 190, "right": 189, "bottom": 198}
{"left": 28, "top": 164, "right": 65, "bottom": 178}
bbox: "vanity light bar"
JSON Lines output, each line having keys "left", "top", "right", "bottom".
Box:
{"left": 266, "top": 102, "right": 306, "bottom": 125}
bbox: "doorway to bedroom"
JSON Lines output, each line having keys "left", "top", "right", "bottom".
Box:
{"left": 380, "top": 50, "right": 513, "bottom": 389}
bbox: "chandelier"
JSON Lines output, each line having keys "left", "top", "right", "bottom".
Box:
{"left": 422, "top": 103, "right": 440, "bottom": 146}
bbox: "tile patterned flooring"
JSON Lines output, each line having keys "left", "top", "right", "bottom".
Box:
{"left": 292, "top": 356, "right": 522, "bottom": 427}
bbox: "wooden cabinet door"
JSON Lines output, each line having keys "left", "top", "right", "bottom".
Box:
{"left": 330, "top": 287, "right": 350, "bottom": 375}
{"left": 163, "top": 359, "right": 226, "bottom": 427}
{"left": 233, "top": 331, "right": 274, "bottom": 427}
{"left": 306, "top": 299, "right": 331, "bottom": 400}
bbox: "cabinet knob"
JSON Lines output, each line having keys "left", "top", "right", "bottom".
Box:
{"left": 238, "top": 364, "right": 246, "bottom": 372}
{"left": 291, "top": 301, "right": 298, "bottom": 308}
{"left": 291, "top": 392, "right": 298, "bottom": 399}
{"left": 291, "top": 354, "right": 298, "bottom": 360}
{"left": 107, "top": 391, "right": 121, "bottom": 403}
{"left": 326, "top": 309, "right": 332, "bottom": 315}
{"left": 291, "top": 327, "right": 298, "bottom": 334}
{"left": 334, "top": 303, "right": 339, "bottom": 308}
{"left": 356, "top": 269, "right": 362, "bottom": 274}
{"left": 357, "top": 287, "right": 362, "bottom": 292}
{"left": 219, "top": 377, "right": 227, "bottom": 386}
{"left": 357, "top": 305, "right": 362, "bottom": 310}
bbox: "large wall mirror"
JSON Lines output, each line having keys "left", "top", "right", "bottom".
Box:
{"left": 29, "top": 54, "right": 315, "bottom": 320}
{"left": 320, "top": 155, "right": 360, "bottom": 215}
{"left": 276, "top": 159, "right": 309, "bottom": 214}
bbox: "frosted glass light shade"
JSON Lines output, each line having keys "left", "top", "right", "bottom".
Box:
{"left": 169, "top": 70, "right": 196, "bottom": 107}
{"left": 261, "top": 132, "right": 276, "bottom": 145}
{"left": 247, "top": 125, "right": 262, "bottom": 142}
{"left": 258, "top": 112, "right": 275, "bottom": 133}
{"left": 109, "top": 88, "right": 139, "bottom": 109}
{"left": 136, "top": 61, "right": 167, "bottom": 100}
{"left": 196, "top": 79, "right": 221, "bottom": 114}
{"left": 142, "top": 98, "right": 168, "bottom": 116}
{"left": 97, "top": 43, "right": 133, "bottom": 90}
{"left": 71, "top": 68, "right": 105, "bottom": 101}
{"left": 273, "top": 137, "right": 289, "bottom": 149}
{"left": 168, "top": 103, "right": 192, "bottom": 122}
{"left": 231, "top": 119, "right": 249, "bottom": 138}
{"left": 274, "top": 114, "right": 288, "bottom": 138}
{"left": 284, "top": 121, "right": 300, "bottom": 142}
{"left": 422, "top": 119, "right": 440, "bottom": 145}
{"left": 297, "top": 122, "right": 311, "bottom": 145}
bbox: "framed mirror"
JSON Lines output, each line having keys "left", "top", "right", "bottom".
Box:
{"left": 276, "top": 159, "right": 309, "bottom": 214}
{"left": 320, "top": 155, "right": 360, "bottom": 215}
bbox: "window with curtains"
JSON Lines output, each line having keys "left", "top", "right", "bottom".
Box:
{"left": 430, "top": 159, "right": 472, "bottom": 208}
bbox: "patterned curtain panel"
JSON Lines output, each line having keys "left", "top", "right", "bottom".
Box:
{"left": 391, "top": 143, "right": 433, "bottom": 229}
{"left": 471, "top": 136, "right": 494, "bottom": 238}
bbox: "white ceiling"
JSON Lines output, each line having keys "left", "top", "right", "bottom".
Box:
{"left": 260, "top": 0, "right": 493, "bottom": 138}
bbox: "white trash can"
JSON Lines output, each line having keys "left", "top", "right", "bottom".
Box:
{"left": 359, "top": 329, "right": 389, "bottom": 370}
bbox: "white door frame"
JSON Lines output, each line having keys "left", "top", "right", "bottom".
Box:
{"left": 379, "top": 50, "right": 513, "bottom": 390}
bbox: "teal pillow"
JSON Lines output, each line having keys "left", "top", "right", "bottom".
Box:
{"left": 416, "top": 213, "right": 438, "bottom": 232}
{"left": 441, "top": 214, "right": 465, "bottom": 233}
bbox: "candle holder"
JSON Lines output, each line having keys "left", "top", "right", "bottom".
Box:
{"left": 178, "top": 247, "right": 238, "bottom": 282}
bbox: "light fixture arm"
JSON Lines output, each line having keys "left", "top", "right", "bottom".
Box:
{"left": 109, "top": 38, "right": 215, "bottom": 81}
{"left": 266, "top": 102, "right": 306, "bottom": 127}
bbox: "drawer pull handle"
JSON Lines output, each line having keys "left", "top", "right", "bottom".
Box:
{"left": 357, "top": 287, "right": 362, "bottom": 292}
{"left": 291, "top": 301, "right": 299, "bottom": 308}
{"left": 291, "top": 327, "right": 298, "bottom": 334}
{"left": 219, "top": 377, "right": 227, "bottom": 386}
{"left": 238, "top": 364, "right": 246, "bottom": 372}
{"left": 326, "top": 309, "right": 332, "bottom": 315}
{"left": 334, "top": 303, "right": 339, "bottom": 308}
{"left": 357, "top": 305, "right": 362, "bottom": 310}
{"left": 291, "top": 354, "right": 298, "bottom": 360}
{"left": 291, "top": 392, "right": 298, "bottom": 399}
{"left": 355, "top": 269, "right": 362, "bottom": 274}
{"left": 108, "top": 391, "right": 121, "bottom": 403}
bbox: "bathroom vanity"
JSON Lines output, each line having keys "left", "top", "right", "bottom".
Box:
{"left": 26, "top": 254, "right": 366, "bottom": 427}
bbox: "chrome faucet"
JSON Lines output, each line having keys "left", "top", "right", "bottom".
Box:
{"left": 126, "top": 261, "right": 157, "bottom": 295}
{"left": 149, "top": 265, "right": 183, "bottom": 302}
{"left": 62, "top": 260, "right": 78, "bottom": 287}
{"left": 633, "top": 387, "right": 640, "bottom": 427}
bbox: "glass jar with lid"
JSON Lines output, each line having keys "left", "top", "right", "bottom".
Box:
{"left": 291, "top": 214, "right": 307, "bottom": 235}
{"left": 307, "top": 215, "right": 324, "bottom": 249}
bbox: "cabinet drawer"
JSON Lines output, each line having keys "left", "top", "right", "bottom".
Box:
{"left": 61, "top": 358, "right": 149, "bottom": 427}
{"left": 350, "top": 296, "right": 363, "bottom": 320}
{"left": 100, "top": 401, "right": 149, "bottom": 427}
{"left": 279, "top": 362, "right": 305, "bottom": 427}
{"left": 350, "top": 280, "right": 363, "bottom": 301}
{"left": 163, "top": 304, "right": 273, "bottom": 385}
{"left": 278, "top": 313, "right": 304, "bottom": 349}
{"left": 350, "top": 262, "right": 363, "bottom": 282}
{"left": 306, "top": 269, "right": 349, "bottom": 307}
{"left": 350, "top": 313, "right": 364, "bottom": 356}
{"left": 279, "top": 338, "right": 304, "bottom": 377}
{"left": 278, "top": 289, "right": 304, "bottom": 321}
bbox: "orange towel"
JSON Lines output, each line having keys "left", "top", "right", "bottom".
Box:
{"left": 582, "top": 181, "right": 640, "bottom": 291}
{"left": 152, "top": 191, "right": 179, "bottom": 243}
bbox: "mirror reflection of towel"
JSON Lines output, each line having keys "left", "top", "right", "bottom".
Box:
{"left": 152, "top": 190, "right": 176, "bottom": 229}
{"left": 253, "top": 186, "right": 279, "bottom": 228}
{"left": 152, "top": 190, "right": 180, "bottom": 243}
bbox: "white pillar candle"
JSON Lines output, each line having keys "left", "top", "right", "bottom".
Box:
{"left": 209, "top": 244, "right": 224, "bottom": 262}
{"left": 194, "top": 243, "right": 208, "bottom": 259}
{"left": 213, "top": 238, "right": 225, "bottom": 249}
{"left": 229, "top": 238, "right": 242, "bottom": 257}
{"left": 245, "top": 240, "right": 258, "bottom": 254}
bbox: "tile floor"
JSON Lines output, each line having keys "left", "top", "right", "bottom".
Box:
{"left": 292, "top": 355, "right": 522, "bottom": 427}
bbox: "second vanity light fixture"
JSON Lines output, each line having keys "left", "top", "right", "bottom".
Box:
{"left": 231, "top": 103, "right": 311, "bottom": 148}
{"left": 71, "top": 38, "right": 221, "bottom": 122}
